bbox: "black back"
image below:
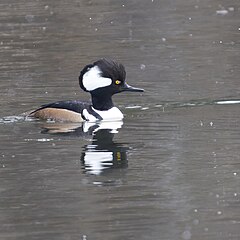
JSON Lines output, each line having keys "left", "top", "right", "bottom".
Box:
{"left": 31, "top": 100, "right": 89, "bottom": 113}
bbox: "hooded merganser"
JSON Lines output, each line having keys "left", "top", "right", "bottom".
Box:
{"left": 29, "top": 58, "right": 144, "bottom": 122}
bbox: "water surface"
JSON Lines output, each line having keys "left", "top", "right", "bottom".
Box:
{"left": 0, "top": 0, "right": 240, "bottom": 239}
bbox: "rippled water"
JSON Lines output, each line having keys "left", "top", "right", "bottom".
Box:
{"left": 0, "top": 1, "right": 240, "bottom": 239}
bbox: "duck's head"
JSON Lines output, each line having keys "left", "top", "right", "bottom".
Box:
{"left": 79, "top": 58, "right": 144, "bottom": 96}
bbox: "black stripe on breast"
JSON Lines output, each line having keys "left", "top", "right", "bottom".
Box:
{"left": 87, "top": 106, "right": 103, "bottom": 120}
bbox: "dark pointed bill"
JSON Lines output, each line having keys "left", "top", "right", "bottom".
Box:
{"left": 121, "top": 83, "right": 144, "bottom": 92}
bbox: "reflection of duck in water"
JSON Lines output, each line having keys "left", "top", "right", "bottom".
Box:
{"left": 28, "top": 58, "right": 143, "bottom": 122}
{"left": 40, "top": 120, "right": 122, "bottom": 137}
{"left": 81, "top": 127, "right": 128, "bottom": 175}
{"left": 40, "top": 120, "right": 128, "bottom": 175}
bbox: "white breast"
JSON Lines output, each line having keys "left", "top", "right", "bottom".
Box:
{"left": 93, "top": 107, "right": 124, "bottom": 121}
{"left": 83, "top": 107, "right": 124, "bottom": 122}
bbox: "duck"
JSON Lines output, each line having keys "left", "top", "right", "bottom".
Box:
{"left": 28, "top": 58, "right": 144, "bottom": 122}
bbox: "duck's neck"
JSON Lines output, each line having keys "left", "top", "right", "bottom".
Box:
{"left": 91, "top": 94, "right": 114, "bottom": 111}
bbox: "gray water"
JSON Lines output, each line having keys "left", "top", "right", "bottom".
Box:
{"left": 0, "top": 0, "right": 240, "bottom": 239}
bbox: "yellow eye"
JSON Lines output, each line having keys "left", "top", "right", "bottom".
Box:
{"left": 115, "top": 80, "right": 121, "bottom": 85}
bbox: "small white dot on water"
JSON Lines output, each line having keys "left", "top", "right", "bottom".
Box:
{"left": 93, "top": 181, "right": 102, "bottom": 185}
{"left": 182, "top": 230, "right": 191, "bottom": 240}
{"left": 37, "top": 138, "right": 53, "bottom": 142}
{"left": 216, "top": 9, "right": 228, "bottom": 15}
{"left": 217, "top": 211, "right": 222, "bottom": 215}
{"left": 126, "top": 105, "right": 142, "bottom": 109}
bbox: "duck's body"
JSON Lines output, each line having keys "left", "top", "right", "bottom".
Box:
{"left": 29, "top": 59, "right": 143, "bottom": 122}
{"left": 30, "top": 100, "right": 123, "bottom": 122}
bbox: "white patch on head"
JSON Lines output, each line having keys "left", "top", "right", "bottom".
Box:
{"left": 82, "top": 66, "right": 112, "bottom": 91}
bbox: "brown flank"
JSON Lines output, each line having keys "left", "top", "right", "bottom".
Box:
{"left": 30, "top": 108, "right": 84, "bottom": 122}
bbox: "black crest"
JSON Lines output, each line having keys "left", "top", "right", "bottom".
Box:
{"left": 93, "top": 58, "right": 126, "bottom": 82}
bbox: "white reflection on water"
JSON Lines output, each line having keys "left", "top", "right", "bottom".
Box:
{"left": 84, "top": 151, "right": 113, "bottom": 175}
{"left": 215, "top": 100, "right": 240, "bottom": 105}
